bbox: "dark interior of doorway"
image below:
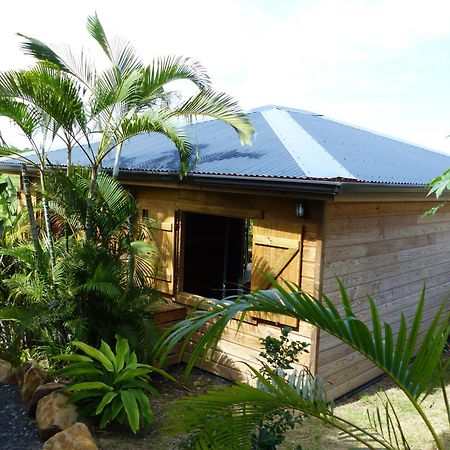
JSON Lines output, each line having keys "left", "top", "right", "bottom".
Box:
{"left": 182, "top": 212, "right": 250, "bottom": 299}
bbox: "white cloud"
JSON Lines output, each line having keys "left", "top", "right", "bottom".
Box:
{"left": 1, "top": 0, "right": 450, "bottom": 152}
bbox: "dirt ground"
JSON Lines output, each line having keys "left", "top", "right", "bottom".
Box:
{"left": 94, "top": 365, "right": 450, "bottom": 450}
{"left": 94, "top": 365, "right": 230, "bottom": 450}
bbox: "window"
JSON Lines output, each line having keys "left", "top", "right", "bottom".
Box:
{"left": 182, "top": 212, "right": 252, "bottom": 299}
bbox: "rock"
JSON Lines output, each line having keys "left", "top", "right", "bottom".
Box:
{"left": 42, "top": 423, "right": 98, "bottom": 450}
{"left": 17, "top": 361, "right": 33, "bottom": 389}
{"left": 28, "top": 382, "right": 66, "bottom": 418}
{"left": 21, "top": 365, "right": 48, "bottom": 403}
{"left": 36, "top": 392, "right": 78, "bottom": 441}
{"left": 0, "top": 360, "right": 16, "bottom": 384}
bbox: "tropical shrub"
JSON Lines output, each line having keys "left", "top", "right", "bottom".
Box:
{"left": 253, "top": 327, "right": 309, "bottom": 450}
{"left": 56, "top": 335, "right": 174, "bottom": 433}
{"left": 0, "top": 13, "right": 253, "bottom": 368}
{"left": 0, "top": 169, "right": 162, "bottom": 365}
{"left": 160, "top": 281, "right": 450, "bottom": 450}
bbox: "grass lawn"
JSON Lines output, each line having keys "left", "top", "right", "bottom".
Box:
{"left": 93, "top": 364, "right": 449, "bottom": 449}
{"left": 283, "top": 376, "right": 450, "bottom": 450}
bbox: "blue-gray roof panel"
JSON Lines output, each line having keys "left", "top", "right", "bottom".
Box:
{"left": 2, "top": 105, "right": 450, "bottom": 186}
{"left": 290, "top": 111, "right": 450, "bottom": 184}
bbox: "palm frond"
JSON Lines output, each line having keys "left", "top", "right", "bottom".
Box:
{"left": 86, "top": 13, "right": 113, "bottom": 61}
{"left": 171, "top": 89, "right": 254, "bottom": 146}
{"left": 87, "top": 13, "right": 141, "bottom": 76}
{"left": 160, "top": 278, "right": 449, "bottom": 403}
{"left": 0, "top": 66, "right": 87, "bottom": 139}
{"left": 19, "top": 33, "right": 69, "bottom": 70}
{"left": 166, "top": 365, "right": 394, "bottom": 450}
{"left": 139, "top": 56, "right": 211, "bottom": 100}
{"left": 0, "top": 97, "right": 42, "bottom": 139}
{"left": 112, "top": 110, "right": 195, "bottom": 175}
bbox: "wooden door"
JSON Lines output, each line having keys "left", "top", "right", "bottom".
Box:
{"left": 251, "top": 217, "right": 303, "bottom": 327}
{"left": 141, "top": 202, "right": 177, "bottom": 297}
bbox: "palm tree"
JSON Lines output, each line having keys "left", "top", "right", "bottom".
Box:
{"left": 0, "top": 66, "right": 87, "bottom": 267}
{"left": 159, "top": 279, "right": 450, "bottom": 450}
{"left": 15, "top": 13, "right": 254, "bottom": 241}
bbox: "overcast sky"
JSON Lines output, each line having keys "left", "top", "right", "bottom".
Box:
{"left": 1, "top": 0, "right": 450, "bottom": 153}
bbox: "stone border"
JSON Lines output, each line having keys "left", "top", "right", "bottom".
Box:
{"left": 0, "top": 359, "right": 98, "bottom": 450}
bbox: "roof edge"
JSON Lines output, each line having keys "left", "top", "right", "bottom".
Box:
{"left": 0, "top": 163, "right": 437, "bottom": 200}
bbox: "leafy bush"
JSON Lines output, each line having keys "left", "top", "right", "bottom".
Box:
{"left": 56, "top": 335, "right": 175, "bottom": 433}
{"left": 0, "top": 169, "right": 163, "bottom": 366}
{"left": 253, "top": 327, "right": 309, "bottom": 450}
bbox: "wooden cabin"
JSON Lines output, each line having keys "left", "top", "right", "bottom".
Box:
{"left": 2, "top": 105, "right": 450, "bottom": 397}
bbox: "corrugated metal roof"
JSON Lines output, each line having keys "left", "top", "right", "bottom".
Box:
{"left": 2, "top": 105, "right": 450, "bottom": 186}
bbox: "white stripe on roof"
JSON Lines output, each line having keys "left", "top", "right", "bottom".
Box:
{"left": 261, "top": 108, "right": 356, "bottom": 179}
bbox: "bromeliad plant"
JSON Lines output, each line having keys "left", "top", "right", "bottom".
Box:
{"left": 160, "top": 280, "right": 450, "bottom": 450}
{"left": 55, "top": 335, "right": 175, "bottom": 433}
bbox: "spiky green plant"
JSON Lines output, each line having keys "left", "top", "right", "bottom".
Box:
{"left": 56, "top": 335, "right": 175, "bottom": 433}
{"left": 159, "top": 279, "right": 450, "bottom": 450}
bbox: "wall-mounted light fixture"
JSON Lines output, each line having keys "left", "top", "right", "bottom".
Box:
{"left": 295, "top": 202, "right": 305, "bottom": 218}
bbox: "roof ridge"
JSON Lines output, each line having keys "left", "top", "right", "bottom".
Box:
{"left": 248, "top": 104, "right": 320, "bottom": 116}
{"left": 261, "top": 108, "right": 356, "bottom": 180}
{"left": 291, "top": 110, "right": 450, "bottom": 157}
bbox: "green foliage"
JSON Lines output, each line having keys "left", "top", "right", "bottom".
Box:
{"left": 259, "top": 326, "right": 309, "bottom": 374}
{"left": 0, "top": 169, "right": 162, "bottom": 366}
{"left": 160, "top": 280, "right": 450, "bottom": 450}
{"left": 56, "top": 335, "right": 174, "bottom": 433}
{"left": 252, "top": 327, "right": 309, "bottom": 450}
{"left": 424, "top": 168, "right": 450, "bottom": 216}
{"left": 0, "top": 14, "right": 253, "bottom": 372}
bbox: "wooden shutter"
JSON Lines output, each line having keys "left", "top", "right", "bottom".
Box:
{"left": 251, "top": 217, "right": 303, "bottom": 327}
{"left": 142, "top": 203, "right": 177, "bottom": 297}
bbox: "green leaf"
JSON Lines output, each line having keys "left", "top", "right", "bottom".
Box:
{"left": 55, "top": 362, "right": 103, "bottom": 377}
{"left": 100, "top": 405, "right": 113, "bottom": 429}
{"left": 96, "top": 391, "right": 118, "bottom": 415}
{"left": 121, "top": 389, "right": 139, "bottom": 433}
{"left": 73, "top": 340, "right": 114, "bottom": 371}
{"left": 66, "top": 389, "right": 104, "bottom": 404}
{"left": 114, "top": 367, "right": 152, "bottom": 384}
{"left": 134, "top": 389, "right": 154, "bottom": 425}
{"left": 111, "top": 396, "right": 124, "bottom": 420}
{"left": 67, "top": 381, "right": 113, "bottom": 392}
{"left": 99, "top": 340, "right": 116, "bottom": 371}
{"left": 120, "top": 379, "right": 159, "bottom": 396}
{"left": 86, "top": 13, "right": 112, "bottom": 60}
{"left": 114, "top": 335, "right": 130, "bottom": 372}
{"left": 124, "top": 352, "right": 137, "bottom": 371}
{"left": 53, "top": 354, "right": 93, "bottom": 363}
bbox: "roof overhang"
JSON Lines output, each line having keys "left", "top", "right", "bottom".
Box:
{"left": 0, "top": 163, "right": 439, "bottom": 202}
{"left": 116, "top": 169, "right": 436, "bottom": 202}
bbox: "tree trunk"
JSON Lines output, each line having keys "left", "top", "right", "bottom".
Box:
{"left": 65, "top": 143, "right": 72, "bottom": 251}
{"left": 66, "top": 144, "right": 72, "bottom": 175}
{"left": 112, "top": 142, "right": 123, "bottom": 178}
{"left": 20, "top": 164, "right": 42, "bottom": 259}
{"left": 84, "top": 165, "right": 98, "bottom": 243}
{"left": 39, "top": 168, "right": 55, "bottom": 269}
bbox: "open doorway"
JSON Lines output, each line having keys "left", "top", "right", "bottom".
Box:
{"left": 182, "top": 212, "right": 252, "bottom": 299}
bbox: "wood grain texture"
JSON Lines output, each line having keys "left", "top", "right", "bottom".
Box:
{"left": 318, "top": 200, "right": 450, "bottom": 397}
{"left": 133, "top": 185, "right": 324, "bottom": 382}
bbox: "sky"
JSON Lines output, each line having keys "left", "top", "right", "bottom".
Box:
{"left": 1, "top": 0, "right": 450, "bottom": 153}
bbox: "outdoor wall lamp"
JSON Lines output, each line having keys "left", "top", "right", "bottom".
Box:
{"left": 295, "top": 202, "right": 305, "bottom": 218}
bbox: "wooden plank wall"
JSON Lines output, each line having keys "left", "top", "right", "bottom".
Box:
{"left": 132, "top": 185, "right": 324, "bottom": 383}
{"left": 318, "top": 200, "right": 450, "bottom": 398}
